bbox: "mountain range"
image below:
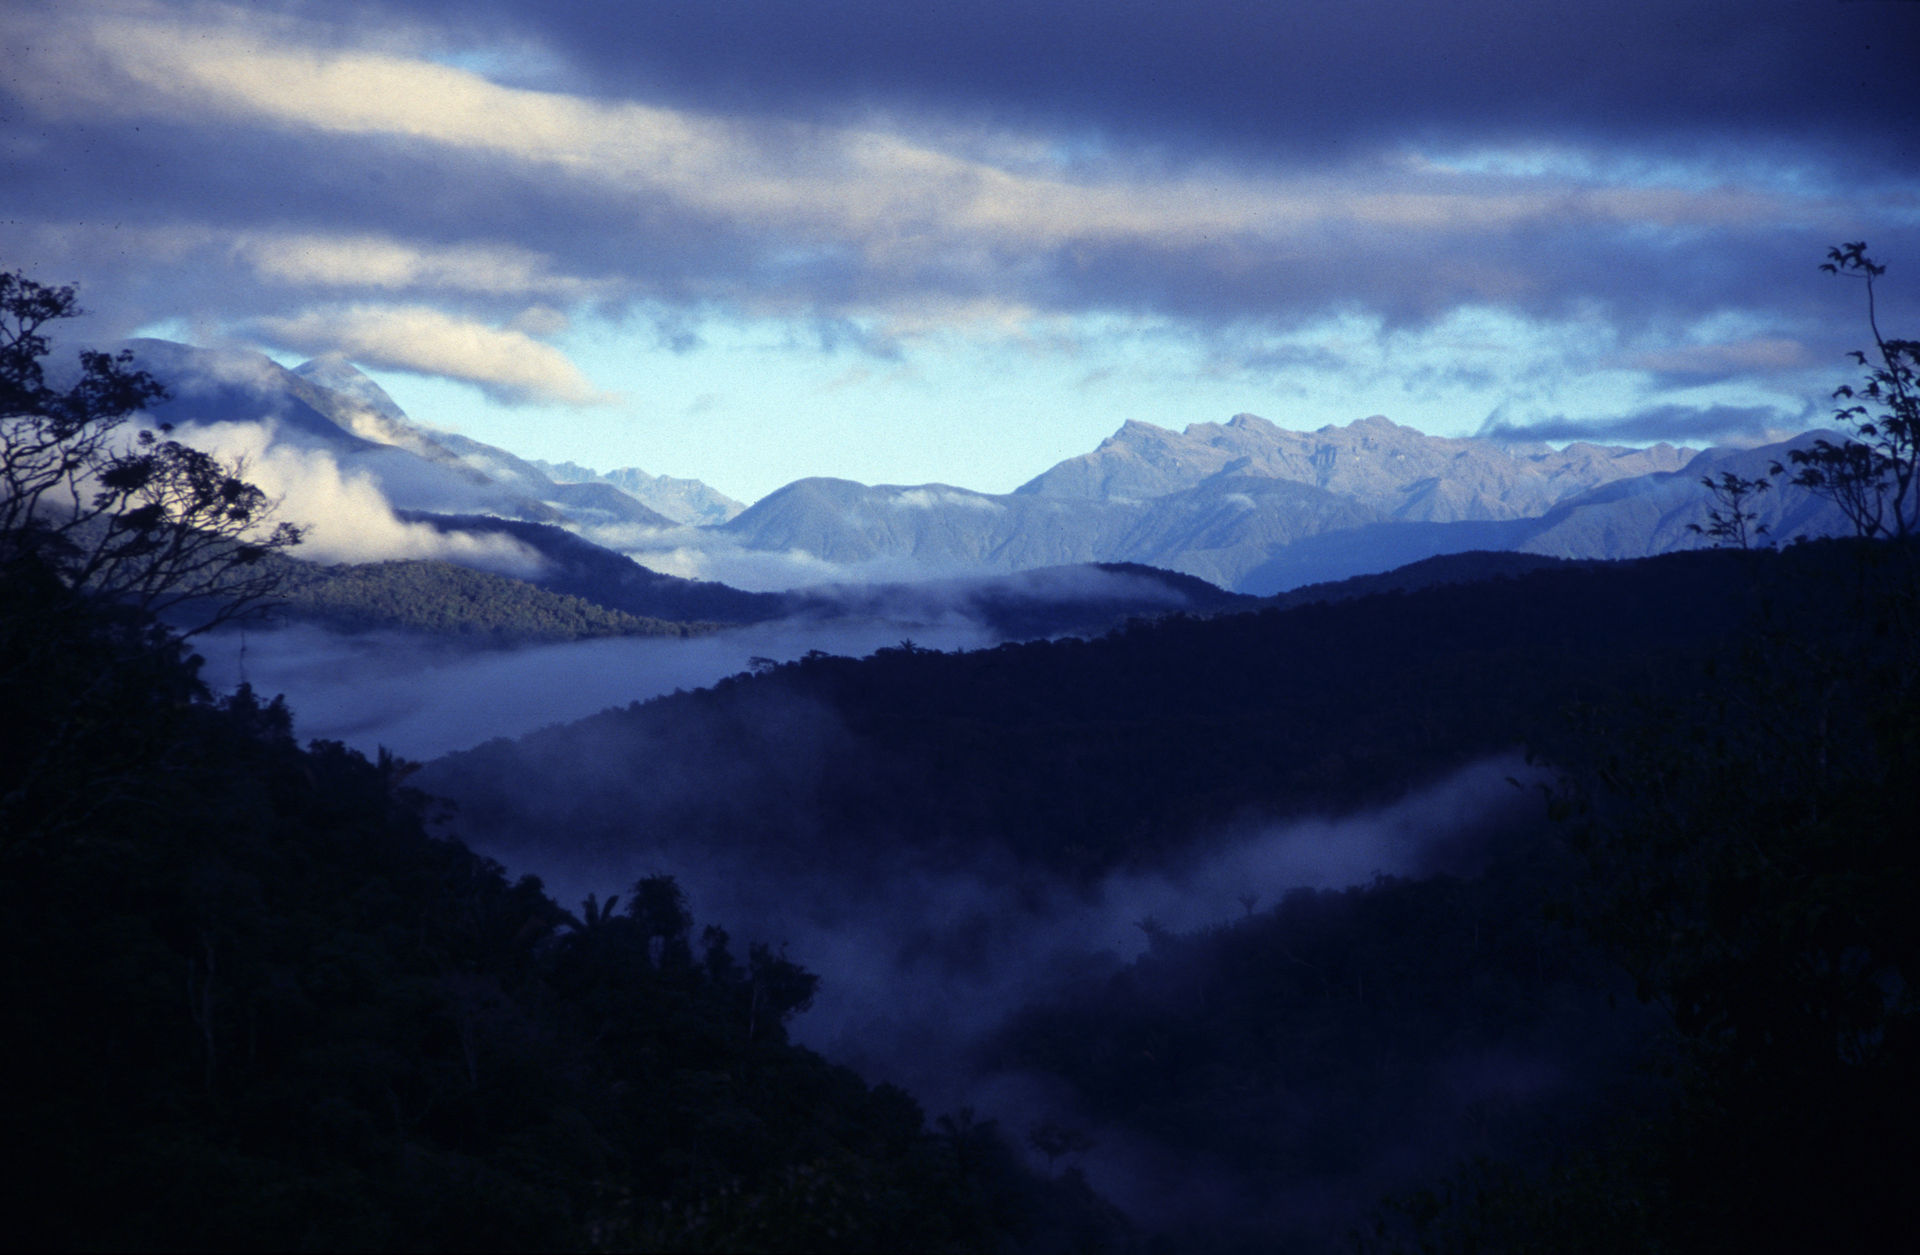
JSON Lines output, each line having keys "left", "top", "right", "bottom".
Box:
{"left": 122, "top": 337, "right": 1850, "bottom": 608}
{"left": 721, "top": 414, "right": 1845, "bottom": 592}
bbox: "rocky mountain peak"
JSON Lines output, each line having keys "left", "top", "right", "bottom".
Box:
{"left": 1106, "top": 418, "right": 1177, "bottom": 445}
{"left": 1016, "top": 410, "right": 1708, "bottom": 528}
{"left": 292, "top": 354, "right": 409, "bottom": 424}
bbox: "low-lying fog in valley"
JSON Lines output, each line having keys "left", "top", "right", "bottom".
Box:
{"left": 193, "top": 617, "right": 1000, "bottom": 760}
{"left": 461, "top": 734, "right": 1561, "bottom": 1240}
{"left": 198, "top": 600, "right": 1566, "bottom": 1240}
{"left": 516, "top": 752, "right": 1545, "bottom": 1093}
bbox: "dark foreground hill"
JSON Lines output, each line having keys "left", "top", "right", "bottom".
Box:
{"left": 1, "top": 556, "right": 1127, "bottom": 1252}
{"left": 417, "top": 538, "right": 1920, "bottom": 1253}
{"left": 422, "top": 543, "right": 1841, "bottom": 879}
{"left": 11, "top": 531, "right": 1915, "bottom": 1251}
{"left": 318, "top": 513, "right": 1254, "bottom": 641}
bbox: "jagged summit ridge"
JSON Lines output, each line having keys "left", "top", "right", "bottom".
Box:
{"left": 291, "top": 354, "right": 410, "bottom": 425}
{"left": 530, "top": 459, "right": 745, "bottom": 526}
{"left": 1018, "top": 412, "right": 1699, "bottom": 522}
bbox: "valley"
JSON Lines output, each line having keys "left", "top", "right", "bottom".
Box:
{"left": 8, "top": 310, "right": 1911, "bottom": 1252}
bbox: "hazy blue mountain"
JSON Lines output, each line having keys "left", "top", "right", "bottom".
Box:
{"left": 289, "top": 358, "right": 681, "bottom": 529}
{"left": 532, "top": 459, "right": 746, "bottom": 525}
{"left": 1514, "top": 435, "right": 1845, "bottom": 558}
{"left": 402, "top": 510, "right": 1251, "bottom": 637}
{"left": 124, "top": 338, "right": 1854, "bottom": 600}
{"left": 719, "top": 472, "right": 1377, "bottom": 588}
{"left": 1018, "top": 412, "right": 1699, "bottom": 520}
{"left": 720, "top": 477, "right": 1136, "bottom": 569}
{"left": 1235, "top": 435, "right": 1850, "bottom": 594}
{"left": 117, "top": 337, "right": 1259, "bottom": 637}
{"left": 289, "top": 352, "right": 413, "bottom": 426}
{"left": 723, "top": 417, "right": 1847, "bottom": 593}
{"left": 1236, "top": 516, "right": 1539, "bottom": 594}
{"left": 127, "top": 339, "right": 385, "bottom": 452}
{"left": 125, "top": 340, "right": 558, "bottom": 520}
{"left": 1112, "top": 473, "right": 1380, "bottom": 589}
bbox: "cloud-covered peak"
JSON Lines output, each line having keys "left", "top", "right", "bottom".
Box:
{"left": 292, "top": 354, "right": 410, "bottom": 423}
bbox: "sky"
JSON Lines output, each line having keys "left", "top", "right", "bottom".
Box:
{"left": 4, "top": 0, "right": 1917, "bottom": 505}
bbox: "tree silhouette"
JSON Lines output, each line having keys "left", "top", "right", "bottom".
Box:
{"left": 1686, "top": 470, "right": 1771, "bottom": 549}
{"left": 1, "top": 271, "right": 302, "bottom": 632}
{"left": 1548, "top": 545, "right": 1920, "bottom": 1251}
{"left": 1781, "top": 243, "right": 1920, "bottom": 539}
{"left": 1025, "top": 1119, "right": 1095, "bottom": 1175}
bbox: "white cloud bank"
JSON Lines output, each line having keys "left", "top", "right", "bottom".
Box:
{"left": 168, "top": 420, "right": 548, "bottom": 573}
{"left": 254, "top": 305, "right": 614, "bottom": 407}
{"left": 10, "top": 1, "right": 1837, "bottom": 284}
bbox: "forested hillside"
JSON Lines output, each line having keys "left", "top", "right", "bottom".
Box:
{"left": 0, "top": 544, "right": 1128, "bottom": 1253}
{"left": 275, "top": 557, "right": 712, "bottom": 642}
{"left": 422, "top": 537, "right": 1920, "bottom": 1252}
{"left": 0, "top": 277, "right": 1126, "bottom": 1251}
{"left": 424, "top": 543, "right": 1840, "bottom": 878}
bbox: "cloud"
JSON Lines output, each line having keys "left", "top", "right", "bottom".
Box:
{"left": 1623, "top": 337, "right": 1813, "bottom": 378}
{"left": 9, "top": 1, "right": 1882, "bottom": 321}
{"left": 253, "top": 304, "right": 613, "bottom": 405}
{"left": 2, "top": 0, "right": 1915, "bottom": 497}
{"left": 892, "top": 488, "right": 1002, "bottom": 512}
{"left": 1477, "top": 402, "right": 1808, "bottom": 445}
{"left": 230, "top": 232, "right": 604, "bottom": 300}
{"left": 574, "top": 521, "right": 1014, "bottom": 593}
{"left": 373, "top": 1, "right": 1916, "bottom": 173}
{"left": 167, "top": 420, "right": 549, "bottom": 572}
{"left": 588, "top": 529, "right": 861, "bottom": 593}
{"left": 192, "top": 616, "right": 998, "bottom": 762}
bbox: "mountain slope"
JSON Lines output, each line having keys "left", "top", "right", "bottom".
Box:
{"left": 398, "top": 512, "right": 788, "bottom": 624}
{"left": 275, "top": 557, "right": 707, "bottom": 641}
{"left": 125, "top": 340, "right": 679, "bottom": 533}
{"left": 720, "top": 471, "right": 1378, "bottom": 589}
{"left": 126, "top": 337, "right": 1854, "bottom": 601}
{"left": 396, "top": 511, "right": 1253, "bottom": 637}
{"left": 532, "top": 459, "right": 746, "bottom": 525}
{"left": 717, "top": 414, "right": 1836, "bottom": 594}
{"left": 1233, "top": 436, "right": 1851, "bottom": 593}
{"left": 1018, "top": 412, "right": 1699, "bottom": 521}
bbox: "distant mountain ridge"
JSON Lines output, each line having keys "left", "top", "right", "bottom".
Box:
{"left": 1017, "top": 412, "right": 1697, "bottom": 520}
{"left": 721, "top": 414, "right": 1849, "bottom": 593}
{"left": 720, "top": 472, "right": 1377, "bottom": 592}
{"left": 120, "top": 336, "right": 1854, "bottom": 600}
{"left": 530, "top": 459, "right": 746, "bottom": 526}
{"left": 120, "top": 338, "right": 1260, "bottom": 640}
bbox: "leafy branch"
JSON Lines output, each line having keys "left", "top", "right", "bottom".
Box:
{"left": 1780, "top": 243, "right": 1920, "bottom": 539}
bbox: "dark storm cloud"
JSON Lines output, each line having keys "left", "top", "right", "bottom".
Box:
{"left": 303, "top": 0, "right": 1920, "bottom": 171}
{"left": 1000, "top": 209, "right": 1920, "bottom": 336}
{"left": 4, "top": 0, "right": 1914, "bottom": 409}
